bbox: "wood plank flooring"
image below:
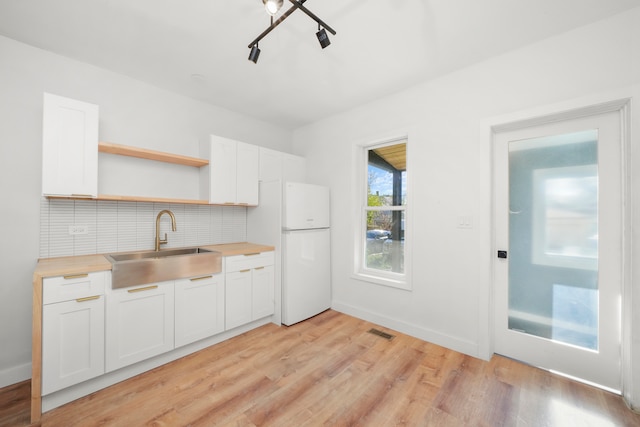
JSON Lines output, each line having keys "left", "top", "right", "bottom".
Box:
{"left": 2, "top": 310, "right": 639, "bottom": 426}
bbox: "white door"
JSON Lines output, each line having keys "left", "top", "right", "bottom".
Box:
{"left": 493, "top": 109, "right": 623, "bottom": 391}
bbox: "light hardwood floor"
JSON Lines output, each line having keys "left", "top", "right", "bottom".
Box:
{"left": 2, "top": 310, "right": 639, "bottom": 426}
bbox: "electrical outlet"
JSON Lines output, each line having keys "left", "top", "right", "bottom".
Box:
{"left": 68, "top": 225, "right": 89, "bottom": 235}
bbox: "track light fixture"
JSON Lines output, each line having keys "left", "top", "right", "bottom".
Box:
{"left": 316, "top": 24, "right": 330, "bottom": 49}
{"left": 263, "top": 0, "right": 283, "bottom": 16}
{"left": 248, "top": 43, "right": 261, "bottom": 63}
{"left": 248, "top": 0, "right": 336, "bottom": 63}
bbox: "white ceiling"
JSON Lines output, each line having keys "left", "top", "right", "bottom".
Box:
{"left": 0, "top": 0, "right": 637, "bottom": 130}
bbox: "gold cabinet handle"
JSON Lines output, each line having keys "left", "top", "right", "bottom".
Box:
{"left": 127, "top": 285, "right": 158, "bottom": 293}
{"left": 244, "top": 253, "right": 260, "bottom": 257}
{"left": 63, "top": 273, "right": 89, "bottom": 280}
{"left": 76, "top": 295, "right": 101, "bottom": 303}
{"left": 255, "top": 266, "right": 265, "bottom": 270}
{"left": 190, "top": 275, "right": 213, "bottom": 282}
{"left": 239, "top": 269, "right": 251, "bottom": 273}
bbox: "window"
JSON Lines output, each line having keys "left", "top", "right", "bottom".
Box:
{"left": 355, "top": 138, "right": 409, "bottom": 289}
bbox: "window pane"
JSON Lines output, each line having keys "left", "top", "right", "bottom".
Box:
{"left": 368, "top": 143, "right": 406, "bottom": 207}
{"left": 365, "top": 209, "right": 404, "bottom": 274}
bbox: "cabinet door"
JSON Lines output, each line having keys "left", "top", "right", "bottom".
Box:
{"left": 236, "top": 141, "right": 259, "bottom": 205}
{"left": 42, "top": 296, "right": 105, "bottom": 395}
{"left": 252, "top": 265, "right": 275, "bottom": 320}
{"left": 175, "top": 274, "right": 225, "bottom": 348}
{"left": 225, "top": 270, "right": 252, "bottom": 330}
{"left": 42, "top": 93, "right": 98, "bottom": 197}
{"left": 105, "top": 282, "right": 174, "bottom": 372}
{"left": 209, "top": 136, "right": 237, "bottom": 205}
{"left": 259, "top": 147, "right": 282, "bottom": 182}
{"left": 282, "top": 153, "right": 307, "bottom": 183}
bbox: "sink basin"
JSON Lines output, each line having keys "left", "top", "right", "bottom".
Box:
{"left": 106, "top": 247, "right": 222, "bottom": 289}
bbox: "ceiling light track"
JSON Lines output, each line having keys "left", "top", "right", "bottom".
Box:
{"left": 248, "top": 0, "right": 336, "bottom": 63}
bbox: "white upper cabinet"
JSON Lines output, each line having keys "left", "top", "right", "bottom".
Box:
{"left": 202, "top": 135, "right": 259, "bottom": 205}
{"left": 236, "top": 141, "right": 259, "bottom": 204}
{"left": 258, "top": 147, "right": 306, "bottom": 183}
{"left": 42, "top": 93, "right": 99, "bottom": 197}
{"left": 207, "top": 136, "right": 237, "bottom": 204}
{"left": 282, "top": 153, "right": 306, "bottom": 183}
{"left": 258, "top": 147, "right": 283, "bottom": 182}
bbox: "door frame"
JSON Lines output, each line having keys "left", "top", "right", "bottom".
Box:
{"left": 478, "top": 93, "right": 632, "bottom": 403}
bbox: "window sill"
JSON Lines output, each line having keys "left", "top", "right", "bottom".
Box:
{"left": 352, "top": 271, "right": 411, "bottom": 291}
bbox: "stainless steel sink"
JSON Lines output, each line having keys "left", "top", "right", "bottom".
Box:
{"left": 106, "top": 247, "right": 222, "bottom": 289}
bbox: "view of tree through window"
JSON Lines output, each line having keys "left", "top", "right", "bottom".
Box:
{"left": 364, "top": 142, "right": 406, "bottom": 274}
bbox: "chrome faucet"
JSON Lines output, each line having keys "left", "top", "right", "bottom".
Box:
{"left": 155, "top": 210, "right": 177, "bottom": 251}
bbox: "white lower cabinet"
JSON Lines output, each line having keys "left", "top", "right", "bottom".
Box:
{"left": 225, "top": 270, "right": 253, "bottom": 330}
{"left": 38, "top": 250, "right": 274, "bottom": 409}
{"left": 175, "top": 273, "right": 225, "bottom": 348}
{"left": 225, "top": 252, "right": 275, "bottom": 330}
{"left": 41, "top": 271, "right": 107, "bottom": 395}
{"left": 252, "top": 265, "right": 275, "bottom": 320}
{"left": 42, "top": 295, "right": 105, "bottom": 395}
{"left": 105, "top": 281, "right": 175, "bottom": 372}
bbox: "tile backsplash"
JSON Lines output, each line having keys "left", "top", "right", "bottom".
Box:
{"left": 40, "top": 198, "right": 247, "bottom": 258}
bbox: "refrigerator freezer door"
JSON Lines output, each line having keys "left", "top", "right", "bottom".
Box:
{"left": 282, "top": 228, "right": 331, "bottom": 325}
{"left": 283, "top": 182, "right": 330, "bottom": 230}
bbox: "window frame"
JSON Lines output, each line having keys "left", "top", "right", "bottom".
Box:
{"left": 352, "top": 133, "right": 411, "bottom": 290}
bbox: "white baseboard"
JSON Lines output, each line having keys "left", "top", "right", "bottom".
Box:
{"left": 332, "top": 301, "right": 481, "bottom": 358}
{"left": 0, "top": 362, "right": 31, "bottom": 388}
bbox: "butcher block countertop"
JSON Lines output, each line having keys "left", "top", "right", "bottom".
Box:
{"left": 33, "top": 242, "right": 275, "bottom": 279}
{"left": 200, "top": 242, "right": 274, "bottom": 257}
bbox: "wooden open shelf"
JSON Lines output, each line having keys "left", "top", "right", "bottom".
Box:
{"left": 46, "top": 194, "right": 211, "bottom": 205}
{"left": 46, "top": 142, "right": 216, "bottom": 205}
{"left": 98, "top": 141, "right": 209, "bottom": 167}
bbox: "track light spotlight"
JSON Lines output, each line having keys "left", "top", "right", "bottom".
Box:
{"left": 248, "top": 44, "right": 261, "bottom": 63}
{"left": 263, "top": 0, "right": 283, "bottom": 16}
{"left": 316, "top": 26, "right": 330, "bottom": 49}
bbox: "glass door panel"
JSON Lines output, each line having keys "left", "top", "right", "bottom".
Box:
{"left": 508, "top": 130, "right": 598, "bottom": 350}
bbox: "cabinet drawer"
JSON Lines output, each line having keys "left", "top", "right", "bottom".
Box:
{"left": 225, "top": 251, "right": 274, "bottom": 273}
{"left": 43, "top": 271, "right": 107, "bottom": 305}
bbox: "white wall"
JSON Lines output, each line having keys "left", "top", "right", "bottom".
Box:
{"left": 293, "top": 8, "right": 640, "bottom": 406}
{"left": 0, "top": 35, "right": 292, "bottom": 387}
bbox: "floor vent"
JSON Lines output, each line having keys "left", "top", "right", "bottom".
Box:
{"left": 368, "top": 328, "right": 395, "bottom": 341}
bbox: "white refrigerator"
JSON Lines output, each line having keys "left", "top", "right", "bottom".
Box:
{"left": 247, "top": 181, "right": 331, "bottom": 326}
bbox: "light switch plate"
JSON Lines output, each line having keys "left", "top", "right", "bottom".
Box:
{"left": 457, "top": 216, "right": 473, "bottom": 229}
